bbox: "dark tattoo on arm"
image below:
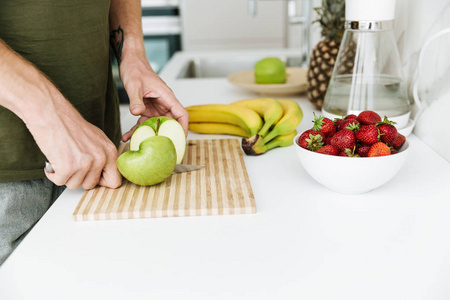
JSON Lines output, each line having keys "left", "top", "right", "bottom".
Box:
{"left": 110, "top": 26, "right": 124, "bottom": 64}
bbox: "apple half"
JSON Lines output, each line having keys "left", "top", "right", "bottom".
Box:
{"left": 130, "top": 116, "right": 186, "bottom": 164}
{"left": 117, "top": 136, "right": 177, "bottom": 186}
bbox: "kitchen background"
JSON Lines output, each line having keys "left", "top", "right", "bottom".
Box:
{"left": 115, "top": 0, "right": 450, "bottom": 129}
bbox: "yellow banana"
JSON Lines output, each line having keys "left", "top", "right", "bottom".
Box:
{"left": 262, "top": 99, "right": 303, "bottom": 143}
{"left": 188, "top": 122, "right": 251, "bottom": 137}
{"left": 186, "top": 104, "right": 263, "bottom": 136}
{"left": 231, "top": 98, "right": 283, "bottom": 137}
{"left": 242, "top": 130, "right": 297, "bottom": 155}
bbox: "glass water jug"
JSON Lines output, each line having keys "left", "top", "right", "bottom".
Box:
{"left": 322, "top": 0, "right": 411, "bottom": 129}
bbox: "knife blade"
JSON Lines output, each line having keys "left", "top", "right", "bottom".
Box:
{"left": 173, "top": 164, "right": 204, "bottom": 174}
{"left": 45, "top": 161, "right": 204, "bottom": 174}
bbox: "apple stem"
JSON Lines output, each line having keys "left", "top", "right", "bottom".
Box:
{"left": 156, "top": 118, "right": 161, "bottom": 133}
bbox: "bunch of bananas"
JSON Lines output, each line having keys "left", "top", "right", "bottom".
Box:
{"left": 186, "top": 98, "right": 303, "bottom": 155}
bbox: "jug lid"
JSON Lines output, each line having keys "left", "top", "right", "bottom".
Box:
{"left": 346, "top": 0, "right": 396, "bottom": 21}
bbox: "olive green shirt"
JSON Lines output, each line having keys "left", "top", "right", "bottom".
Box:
{"left": 0, "top": 0, "right": 121, "bottom": 182}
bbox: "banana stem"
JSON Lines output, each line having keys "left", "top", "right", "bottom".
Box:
{"left": 265, "top": 130, "right": 297, "bottom": 150}
{"left": 241, "top": 135, "right": 266, "bottom": 155}
{"left": 242, "top": 130, "right": 297, "bottom": 155}
{"left": 262, "top": 129, "right": 278, "bottom": 144}
{"left": 264, "top": 139, "right": 282, "bottom": 151}
{"left": 258, "top": 123, "right": 272, "bottom": 137}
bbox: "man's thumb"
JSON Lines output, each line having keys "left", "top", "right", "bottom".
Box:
{"left": 128, "top": 89, "right": 145, "bottom": 116}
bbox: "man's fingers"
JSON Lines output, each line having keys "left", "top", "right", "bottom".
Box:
{"left": 64, "top": 171, "right": 87, "bottom": 190}
{"left": 98, "top": 160, "right": 122, "bottom": 189}
{"left": 121, "top": 122, "right": 140, "bottom": 142}
{"left": 98, "top": 142, "right": 122, "bottom": 189}
{"left": 80, "top": 169, "right": 103, "bottom": 190}
{"left": 169, "top": 104, "right": 189, "bottom": 137}
{"left": 43, "top": 139, "right": 120, "bottom": 190}
{"left": 122, "top": 128, "right": 135, "bottom": 143}
{"left": 122, "top": 116, "right": 150, "bottom": 142}
{"left": 152, "top": 90, "right": 189, "bottom": 136}
{"left": 45, "top": 170, "right": 69, "bottom": 187}
{"left": 127, "top": 84, "right": 145, "bottom": 116}
{"left": 177, "top": 111, "right": 189, "bottom": 137}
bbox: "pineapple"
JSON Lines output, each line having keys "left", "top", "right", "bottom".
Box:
{"left": 307, "top": 0, "right": 347, "bottom": 110}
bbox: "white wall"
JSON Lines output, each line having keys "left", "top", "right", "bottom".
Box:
{"left": 395, "top": 0, "right": 450, "bottom": 161}
{"left": 395, "top": 0, "right": 450, "bottom": 103}
{"left": 180, "top": 0, "right": 288, "bottom": 51}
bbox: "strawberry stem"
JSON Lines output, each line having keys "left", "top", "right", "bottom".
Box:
{"left": 312, "top": 112, "right": 324, "bottom": 131}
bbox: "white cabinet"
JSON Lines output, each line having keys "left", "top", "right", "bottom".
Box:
{"left": 180, "top": 0, "right": 288, "bottom": 51}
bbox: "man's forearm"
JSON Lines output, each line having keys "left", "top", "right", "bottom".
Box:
{"left": 109, "top": 0, "right": 146, "bottom": 64}
{"left": 0, "top": 39, "right": 68, "bottom": 126}
{"left": 0, "top": 40, "right": 122, "bottom": 189}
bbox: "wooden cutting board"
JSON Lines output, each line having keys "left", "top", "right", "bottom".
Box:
{"left": 73, "top": 139, "right": 256, "bottom": 221}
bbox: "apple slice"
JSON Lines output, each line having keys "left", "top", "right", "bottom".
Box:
{"left": 117, "top": 136, "right": 176, "bottom": 186}
{"left": 130, "top": 116, "right": 186, "bottom": 164}
{"left": 129, "top": 126, "right": 155, "bottom": 151}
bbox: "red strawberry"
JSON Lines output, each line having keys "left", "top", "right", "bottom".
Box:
{"left": 355, "top": 125, "right": 379, "bottom": 145}
{"left": 344, "top": 114, "right": 358, "bottom": 120}
{"left": 315, "top": 145, "right": 339, "bottom": 156}
{"left": 330, "top": 129, "right": 356, "bottom": 151}
{"left": 377, "top": 117, "right": 397, "bottom": 145}
{"left": 356, "top": 144, "right": 371, "bottom": 157}
{"left": 334, "top": 118, "right": 345, "bottom": 131}
{"left": 392, "top": 132, "right": 406, "bottom": 149}
{"left": 367, "top": 142, "right": 391, "bottom": 157}
{"left": 297, "top": 130, "right": 325, "bottom": 150}
{"left": 312, "top": 114, "right": 336, "bottom": 136}
{"left": 298, "top": 130, "right": 314, "bottom": 148}
{"left": 341, "top": 118, "right": 360, "bottom": 131}
{"left": 357, "top": 110, "right": 382, "bottom": 125}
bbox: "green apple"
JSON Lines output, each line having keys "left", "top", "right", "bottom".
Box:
{"left": 130, "top": 116, "right": 186, "bottom": 164}
{"left": 117, "top": 136, "right": 176, "bottom": 186}
{"left": 254, "top": 57, "right": 287, "bottom": 84}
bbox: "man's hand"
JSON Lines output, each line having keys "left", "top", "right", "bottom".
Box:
{"left": 119, "top": 54, "right": 189, "bottom": 143}
{"left": 36, "top": 108, "right": 122, "bottom": 190}
{"left": 26, "top": 98, "right": 122, "bottom": 190}
{"left": 109, "top": 0, "right": 188, "bottom": 143}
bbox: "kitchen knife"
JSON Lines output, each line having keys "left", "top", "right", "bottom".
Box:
{"left": 172, "top": 164, "right": 204, "bottom": 174}
{"left": 45, "top": 162, "right": 204, "bottom": 174}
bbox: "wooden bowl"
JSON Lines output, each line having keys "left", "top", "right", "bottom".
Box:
{"left": 227, "top": 67, "right": 308, "bottom": 96}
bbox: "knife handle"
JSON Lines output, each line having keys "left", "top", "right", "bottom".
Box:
{"left": 45, "top": 162, "right": 55, "bottom": 173}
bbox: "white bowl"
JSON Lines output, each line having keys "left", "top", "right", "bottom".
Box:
{"left": 293, "top": 134, "right": 410, "bottom": 194}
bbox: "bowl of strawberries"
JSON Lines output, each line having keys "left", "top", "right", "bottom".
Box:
{"left": 294, "top": 110, "right": 409, "bottom": 194}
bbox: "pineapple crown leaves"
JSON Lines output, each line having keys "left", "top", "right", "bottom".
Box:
{"left": 314, "top": 0, "right": 346, "bottom": 41}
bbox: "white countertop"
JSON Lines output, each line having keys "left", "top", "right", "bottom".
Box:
{"left": 1, "top": 61, "right": 450, "bottom": 299}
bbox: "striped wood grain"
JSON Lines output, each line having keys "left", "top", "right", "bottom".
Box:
{"left": 73, "top": 139, "right": 256, "bottom": 221}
